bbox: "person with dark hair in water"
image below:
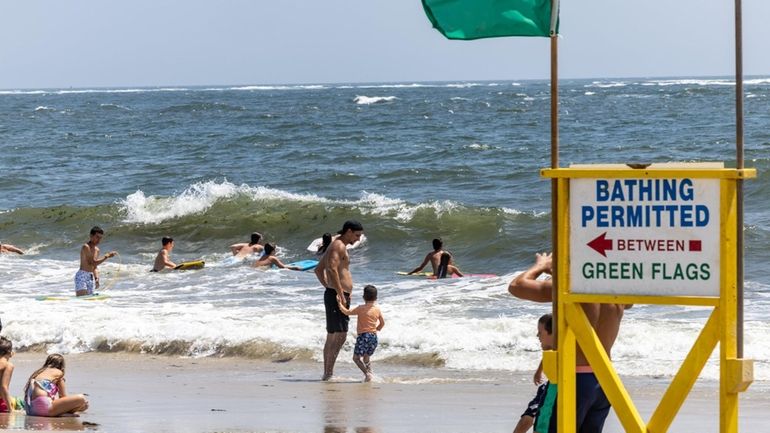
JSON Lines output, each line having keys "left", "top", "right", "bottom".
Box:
{"left": 229, "top": 232, "right": 264, "bottom": 259}
{"left": 76, "top": 226, "right": 117, "bottom": 296}
{"left": 315, "top": 233, "right": 333, "bottom": 256}
{"left": 409, "top": 238, "right": 463, "bottom": 277}
{"left": 315, "top": 220, "right": 364, "bottom": 381}
{"left": 152, "top": 236, "right": 177, "bottom": 272}
{"left": 435, "top": 252, "right": 463, "bottom": 278}
{"left": 252, "top": 243, "right": 301, "bottom": 270}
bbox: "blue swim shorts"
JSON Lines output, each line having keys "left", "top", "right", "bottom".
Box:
{"left": 353, "top": 332, "right": 378, "bottom": 356}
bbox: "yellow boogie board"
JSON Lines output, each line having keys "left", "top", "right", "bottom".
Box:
{"left": 174, "top": 260, "right": 205, "bottom": 270}
{"left": 36, "top": 294, "right": 110, "bottom": 302}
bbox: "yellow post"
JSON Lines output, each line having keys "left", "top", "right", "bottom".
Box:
{"left": 556, "top": 177, "right": 576, "bottom": 433}
{"left": 648, "top": 309, "right": 720, "bottom": 432}
{"left": 720, "top": 179, "right": 739, "bottom": 433}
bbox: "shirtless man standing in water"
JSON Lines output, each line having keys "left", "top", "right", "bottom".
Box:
{"left": 315, "top": 220, "right": 364, "bottom": 381}
{"left": 509, "top": 252, "right": 631, "bottom": 433}
{"left": 76, "top": 226, "right": 117, "bottom": 297}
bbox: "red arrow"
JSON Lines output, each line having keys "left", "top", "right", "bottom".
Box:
{"left": 587, "top": 232, "right": 613, "bottom": 257}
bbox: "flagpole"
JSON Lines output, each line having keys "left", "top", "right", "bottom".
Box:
{"left": 550, "top": 1, "right": 560, "bottom": 348}
{"left": 734, "top": 0, "right": 744, "bottom": 358}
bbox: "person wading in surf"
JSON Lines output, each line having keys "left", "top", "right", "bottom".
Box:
{"left": 76, "top": 226, "right": 117, "bottom": 297}
{"left": 408, "top": 238, "right": 463, "bottom": 278}
{"left": 314, "top": 220, "right": 364, "bottom": 381}
{"left": 151, "top": 236, "right": 176, "bottom": 272}
{"left": 229, "top": 232, "right": 264, "bottom": 259}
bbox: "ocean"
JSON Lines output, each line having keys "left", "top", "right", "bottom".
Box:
{"left": 0, "top": 77, "right": 768, "bottom": 381}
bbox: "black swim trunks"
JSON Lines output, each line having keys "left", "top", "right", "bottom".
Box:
{"left": 535, "top": 373, "right": 611, "bottom": 433}
{"left": 324, "top": 288, "right": 350, "bottom": 333}
{"left": 521, "top": 382, "right": 549, "bottom": 418}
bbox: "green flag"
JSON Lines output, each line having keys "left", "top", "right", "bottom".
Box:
{"left": 422, "top": 0, "right": 558, "bottom": 40}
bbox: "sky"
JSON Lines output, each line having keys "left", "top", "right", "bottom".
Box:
{"left": 1, "top": 0, "right": 769, "bottom": 89}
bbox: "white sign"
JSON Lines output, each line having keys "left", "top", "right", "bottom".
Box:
{"left": 570, "top": 177, "right": 720, "bottom": 296}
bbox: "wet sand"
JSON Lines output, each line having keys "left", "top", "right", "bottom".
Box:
{"left": 2, "top": 353, "right": 767, "bottom": 432}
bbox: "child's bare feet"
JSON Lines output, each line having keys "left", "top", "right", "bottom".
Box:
{"left": 364, "top": 373, "right": 373, "bottom": 382}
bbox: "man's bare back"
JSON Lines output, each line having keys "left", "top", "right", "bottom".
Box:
{"left": 230, "top": 243, "right": 263, "bottom": 259}
{"left": 408, "top": 242, "right": 444, "bottom": 275}
{"left": 508, "top": 253, "right": 630, "bottom": 365}
{"left": 426, "top": 250, "right": 443, "bottom": 274}
{"left": 230, "top": 232, "right": 264, "bottom": 259}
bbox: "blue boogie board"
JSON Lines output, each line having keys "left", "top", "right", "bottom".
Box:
{"left": 286, "top": 259, "right": 319, "bottom": 271}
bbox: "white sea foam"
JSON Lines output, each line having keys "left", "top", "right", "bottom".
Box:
{"left": 0, "top": 90, "right": 47, "bottom": 95}
{"left": 119, "top": 181, "right": 328, "bottom": 224}
{"left": 34, "top": 106, "right": 54, "bottom": 112}
{"left": 586, "top": 81, "right": 628, "bottom": 88}
{"left": 353, "top": 95, "right": 398, "bottom": 105}
{"left": 99, "top": 103, "right": 131, "bottom": 110}
{"left": 644, "top": 79, "right": 734, "bottom": 87}
{"left": 357, "top": 192, "right": 459, "bottom": 222}
{"left": 229, "top": 85, "right": 326, "bottom": 91}
{"left": 465, "top": 143, "right": 497, "bottom": 151}
{"left": 346, "top": 83, "right": 426, "bottom": 89}
{"left": 2, "top": 257, "right": 768, "bottom": 380}
{"left": 117, "top": 180, "right": 476, "bottom": 225}
{"left": 446, "top": 82, "right": 483, "bottom": 88}
{"left": 744, "top": 77, "right": 770, "bottom": 85}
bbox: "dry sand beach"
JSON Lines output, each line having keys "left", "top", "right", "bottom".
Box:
{"left": 0, "top": 353, "right": 766, "bottom": 432}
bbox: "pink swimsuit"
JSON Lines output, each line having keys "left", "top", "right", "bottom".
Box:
{"left": 25, "top": 379, "right": 58, "bottom": 417}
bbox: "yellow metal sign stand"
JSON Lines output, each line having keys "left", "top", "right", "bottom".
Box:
{"left": 540, "top": 165, "right": 756, "bottom": 433}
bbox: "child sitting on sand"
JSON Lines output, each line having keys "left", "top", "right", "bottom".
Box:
{"left": 24, "top": 354, "right": 89, "bottom": 417}
{"left": 0, "top": 337, "right": 15, "bottom": 413}
{"left": 337, "top": 285, "right": 385, "bottom": 382}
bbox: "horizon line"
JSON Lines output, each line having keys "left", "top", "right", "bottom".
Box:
{"left": 2, "top": 74, "right": 769, "bottom": 93}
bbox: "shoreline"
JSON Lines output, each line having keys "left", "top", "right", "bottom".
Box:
{"left": 1, "top": 353, "right": 766, "bottom": 432}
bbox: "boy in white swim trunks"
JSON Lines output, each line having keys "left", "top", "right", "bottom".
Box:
{"left": 75, "top": 226, "right": 117, "bottom": 296}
